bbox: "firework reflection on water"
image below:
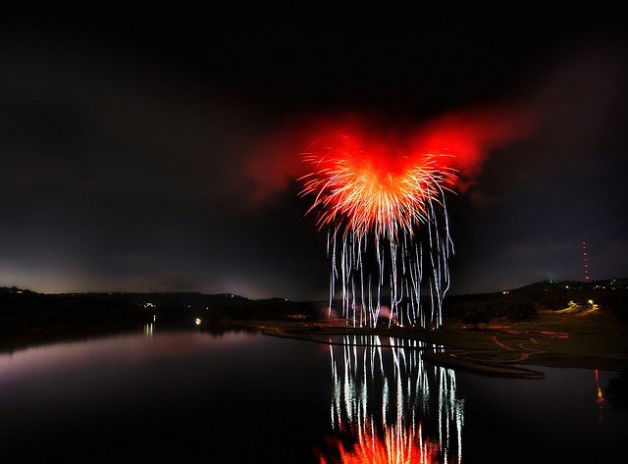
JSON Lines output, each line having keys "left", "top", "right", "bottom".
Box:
{"left": 320, "top": 336, "right": 464, "bottom": 464}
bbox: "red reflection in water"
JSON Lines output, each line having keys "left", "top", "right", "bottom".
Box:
{"left": 321, "top": 337, "right": 463, "bottom": 464}
{"left": 594, "top": 369, "right": 606, "bottom": 405}
{"left": 594, "top": 369, "right": 606, "bottom": 424}
{"left": 320, "top": 426, "right": 440, "bottom": 464}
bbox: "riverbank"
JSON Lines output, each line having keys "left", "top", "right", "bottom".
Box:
{"left": 1, "top": 289, "right": 626, "bottom": 378}
{"left": 242, "top": 311, "right": 628, "bottom": 378}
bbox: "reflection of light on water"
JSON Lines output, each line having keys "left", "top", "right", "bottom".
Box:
{"left": 320, "top": 425, "right": 440, "bottom": 464}
{"left": 144, "top": 323, "right": 154, "bottom": 337}
{"left": 594, "top": 369, "right": 606, "bottom": 405}
{"left": 594, "top": 369, "right": 606, "bottom": 424}
{"left": 321, "top": 336, "right": 464, "bottom": 464}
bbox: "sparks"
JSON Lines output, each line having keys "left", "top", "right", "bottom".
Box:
{"left": 299, "top": 129, "right": 457, "bottom": 328}
{"left": 300, "top": 133, "right": 457, "bottom": 240}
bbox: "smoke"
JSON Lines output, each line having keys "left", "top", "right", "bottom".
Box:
{"left": 245, "top": 105, "right": 537, "bottom": 202}
{"left": 246, "top": 43, "right": 626, "bottom": 208}
{"left": 245, "top": 123, "right": 312, "bottom": 202}
{"left": 412, "top": 105, "right": 537, "bottom": 180}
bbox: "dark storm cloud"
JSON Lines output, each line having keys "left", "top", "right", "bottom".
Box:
{"left": 0, "top": 6, "right": 627, "bottom": 296}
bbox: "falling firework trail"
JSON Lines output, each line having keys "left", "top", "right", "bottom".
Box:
{"left": 299, "top": 132, "right": 457, "bottom": 328}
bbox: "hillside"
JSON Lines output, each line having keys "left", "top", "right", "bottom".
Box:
{"left": 444, "top": 279, "right": 628, "bottom": 322}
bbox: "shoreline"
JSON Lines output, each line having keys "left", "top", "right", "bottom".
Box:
{"left": 1, "top": 312, "right": 626, "bottom": 379}
{"left": 246, "top": 312, "right": 628, "bottom": 378}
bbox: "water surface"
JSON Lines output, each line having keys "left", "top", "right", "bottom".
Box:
{"left": 0, "top": 329, "right": 625, "bottom": 463}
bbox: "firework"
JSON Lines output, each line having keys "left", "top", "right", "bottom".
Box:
{"left": 299, "top": 129, "right": 457, "bottom": 328}
{"left": 319, "top": 336, "right": 464, "bottom": 464}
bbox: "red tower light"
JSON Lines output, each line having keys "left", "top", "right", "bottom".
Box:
{"left": 582, "top": 241, "right": 591, "bottom": 281}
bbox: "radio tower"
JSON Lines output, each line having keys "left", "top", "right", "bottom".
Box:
{"left": 582, "top": 240, "right": 591, "bottom": 281}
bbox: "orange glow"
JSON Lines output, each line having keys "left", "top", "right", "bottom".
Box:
{"left": 298, "top": 109, "right": 534, "bottom": 240}
{"left": 320, "top": 426, "right": 441, "bottom": 464}
{"left": 248, "top": 107, "right": 535, "bottom": 206}
{"left": 594, "top": 369, "right": 606, "bottom": 405}
{"left": 300, "top": 130, "right": 456, "bottom": 239}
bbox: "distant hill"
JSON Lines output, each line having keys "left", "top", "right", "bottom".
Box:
{"left": 444, "top": 279, "right": 628, "bottom": 322}
{"left": 1, "top": 279, "right": 626, "bottom": 337}
{"left": 0, "top": 285, "right": 324, "bottom": 336}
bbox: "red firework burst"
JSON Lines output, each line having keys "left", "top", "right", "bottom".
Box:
{"left": 299, "top": 130, "right": 457, "bottom": 240}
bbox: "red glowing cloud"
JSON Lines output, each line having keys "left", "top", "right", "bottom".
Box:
{"left": 246, "top": 106, "right": 536, "bottom": 203}
{"left": 299, "top": 131, "right": 457, "bottom": 238}
{"left": 413, "top": 106, "right": 536, "bottom": 178}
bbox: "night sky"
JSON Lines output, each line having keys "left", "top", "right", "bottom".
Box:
{"left": 1, "top": 6, "right": 627, "bottom": 298}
